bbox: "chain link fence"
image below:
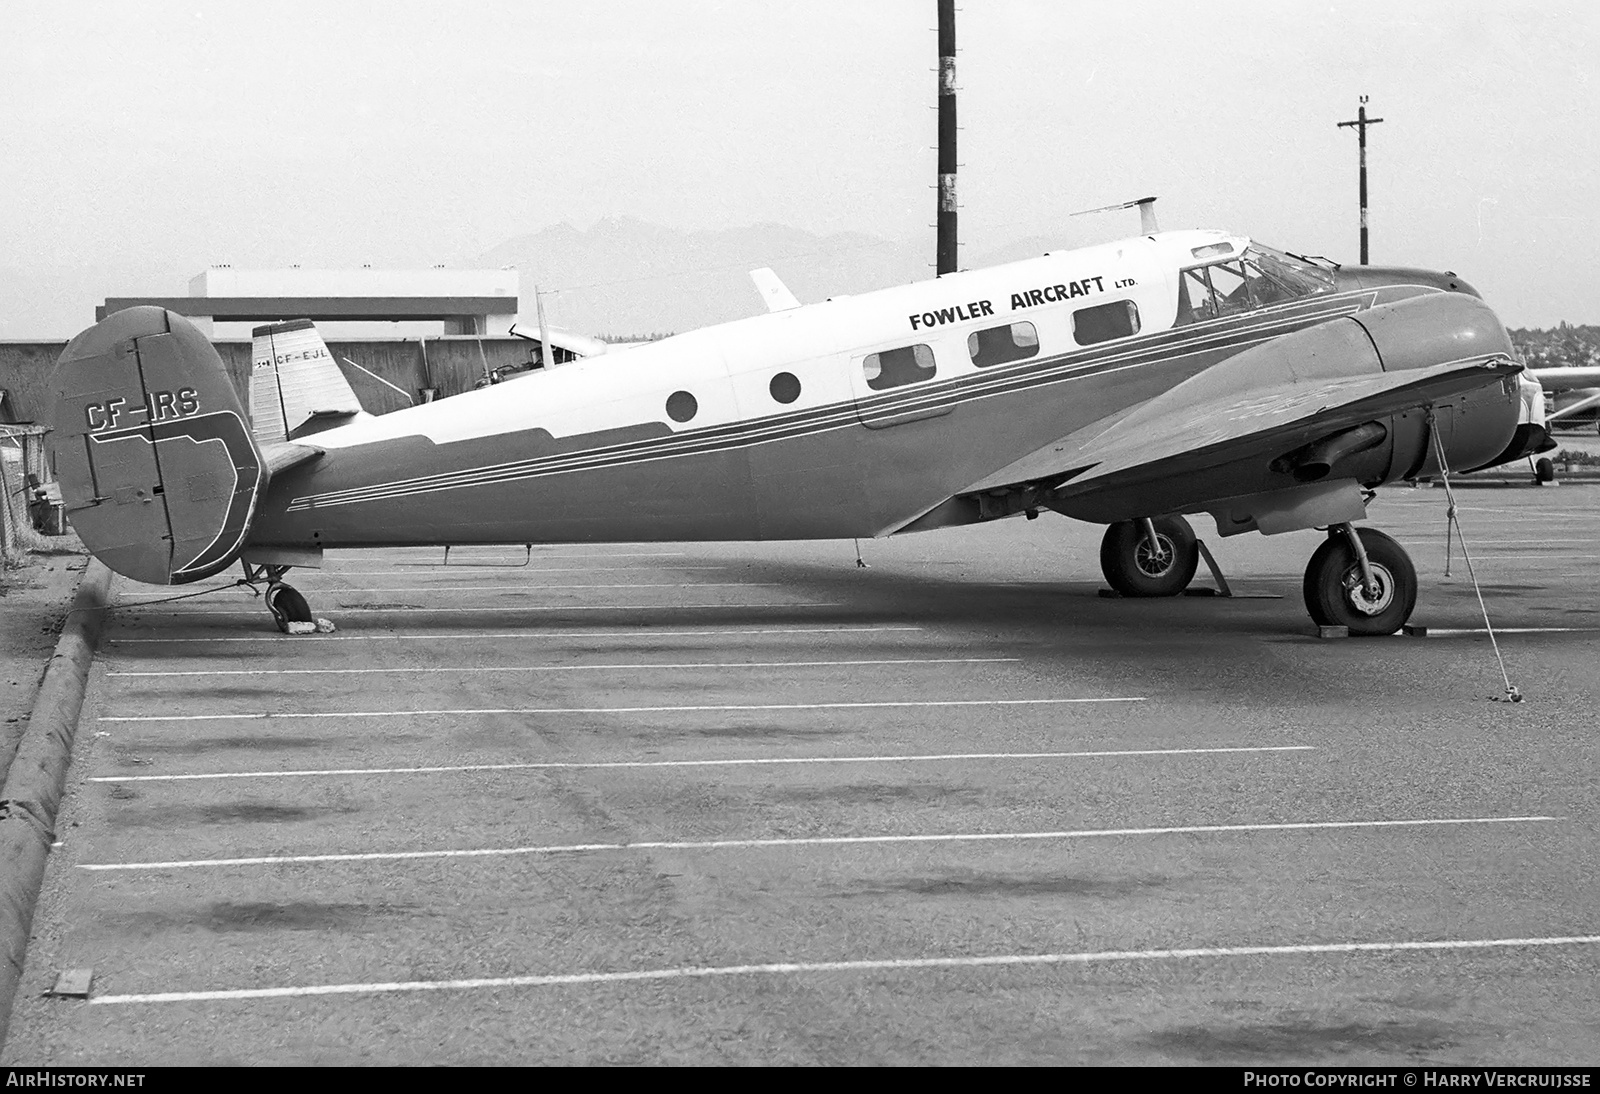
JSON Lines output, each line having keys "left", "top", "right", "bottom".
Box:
{"left": 0, "top": 426, "right": 56, "bottom": 565}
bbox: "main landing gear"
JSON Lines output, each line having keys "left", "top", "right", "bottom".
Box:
{"left": 243, "top": 562, "right": 316, "bottom": 633}
{"left": 1100, "top": 515, "right": 1419, "bottom": 636}
{"left": 1099, "top": 515, "right": 1200, "bottom": 597}
{"left": 1302, "top": 524, "right": 1417, "bottom": 636}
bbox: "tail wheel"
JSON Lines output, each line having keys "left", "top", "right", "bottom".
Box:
{"left": 265, "top": 583, "right": 313, "bottom": 633}
{"left": 1099, "top": 516, "right": 1200, "bottom": 597}
{"left": 1302, "top": 528, "right": 1417, "bottom": 636}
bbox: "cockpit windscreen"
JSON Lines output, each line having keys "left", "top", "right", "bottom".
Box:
{"left": 1176, "top": 243, "right": 1336, "bottom": 324}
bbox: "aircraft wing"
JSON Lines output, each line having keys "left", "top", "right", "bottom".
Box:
{"left": 961, "top": 355, "right": 1520, "bottom": 527}
{"left": 507, "top": 323, "right": 613, "bottom": 357}
{"left": 1527, "top": 366, "right": 1600, "bottom": 392}
{"left": 1060, "top": 358, "right": 1517, "bottom": 491}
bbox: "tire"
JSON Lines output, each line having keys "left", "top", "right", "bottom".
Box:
{"left": 1099, "top": 516, "right": 1200, "bottom": 597}
{"left": 1301, "top": 528, "right": 1417, "bottom": 636}
{"left": 1534, "top": 457, "right": 1555, "bottom": 483}
{"left": 265, "top": 583, "right": 313, "bottom": 633}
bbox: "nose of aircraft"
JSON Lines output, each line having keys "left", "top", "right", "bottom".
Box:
{"left": 1349, "top": 290, "right": 1513, "bottom": 373}
{"left": 1335, "top": 265, "right": 1481, "bottom": 298}
{"left": 1343, "top": 291, "right": 1521, "bottom": 475}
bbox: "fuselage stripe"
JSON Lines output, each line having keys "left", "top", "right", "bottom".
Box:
{"left": 286, "top": 294, "right": 1372, "bottom": 512}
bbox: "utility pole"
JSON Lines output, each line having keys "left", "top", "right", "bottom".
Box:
{"left": 936, "top": 0, "right": 957, "bottom": 276}
{"left": 1336, "top": 96, "right": 1384, "bottom": 265}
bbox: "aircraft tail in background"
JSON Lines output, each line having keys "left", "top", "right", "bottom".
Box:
{"left": 250, "top": 319, "right": 368, "bottom": 443}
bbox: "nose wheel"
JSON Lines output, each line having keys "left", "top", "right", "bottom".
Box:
{"left": 1302, "top": 525, "right": 1417, "bottom": 636}
{"left": 1099, "top": 515, "right": 1200, "bottom": 597}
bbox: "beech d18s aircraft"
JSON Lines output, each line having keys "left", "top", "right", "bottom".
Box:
{"left": 46, "top": 229, "right": 1550, "bottom": 636}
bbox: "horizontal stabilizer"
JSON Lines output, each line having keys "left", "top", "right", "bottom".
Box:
{"left": 260, "top": 440, "right": 324, "bottom": 478}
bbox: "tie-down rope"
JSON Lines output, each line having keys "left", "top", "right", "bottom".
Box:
{"left": 1431, "top": 421, "right": 1521, "bottom": 703}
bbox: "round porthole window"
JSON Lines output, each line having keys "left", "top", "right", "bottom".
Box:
{"left": 666, "top": 390, "right": 698, "bottom": 423}
{"left": 769, "top": 372, "right": 801, "bottom": 404}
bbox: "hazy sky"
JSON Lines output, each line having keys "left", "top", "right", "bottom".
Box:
{"left": 3, "top": 0, "right": 1596, "bottom": 334}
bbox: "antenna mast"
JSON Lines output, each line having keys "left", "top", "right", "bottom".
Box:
{"left": 936, "top": 0, "right": 957, "bottom": 276}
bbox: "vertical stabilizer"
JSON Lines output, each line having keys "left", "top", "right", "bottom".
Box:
{"left": 250, "top": 319, "right": 366, "bottom": 442}
{"left": 47, "top": 307, "right": 267, "bottom": 584}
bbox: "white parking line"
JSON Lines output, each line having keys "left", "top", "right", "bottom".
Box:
{"left": 1456, "top": 554, "right": 1600, "bottom": 561}
{"left": 116, "top": 584, "right": 784, "bottom": 607}
{"left": 97, "top": 697, "right": 1147, "bottom": 723}
{"left": 1421, "top": 627, "right": 1600, "bottom": 636}
{"left": 107, "top": 625, "right": 924, "bottom": 645}
{"left": 324, "top": 566, "right": 731, "bottom": 576}
{"left": 87, "top": 934, "right": 1600, "bottom": 1005}
{"left": 1450, "top": 539, "right": 1595, "bottom": 546}
{"left": 363, "top": 551, "right": 695, "bottom": 560}
{"left": 1449, "top": 507, "right": 1600, "bottom": 517}
{"left": 106, "top": 656, "right": 1016, "bottom": 679}
{"left": 86, "top": 745, "right": 1315, "bottom": 783}
{"left": 124, "top": 602, "right": 842, "bottom": 616}
{"left": 77, "top": 816, "right": 1554, "bottom": 871}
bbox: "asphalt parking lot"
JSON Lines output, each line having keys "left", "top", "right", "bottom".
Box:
{"left": 4, "top": 481, "right": 1598, "bottom": 1065}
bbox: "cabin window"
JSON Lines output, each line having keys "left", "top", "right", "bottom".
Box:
{"left": 863, "top": 344, "right": 936, "bottom": 391}
{"left": 769, "top": 372, "right": 802, "bottom": 404}
{"left": 1072, "top": 301, "right": 1140, "bottom": 346}
{"left": 665, "top": 390, "right": 698, "bottom": 422}
{"left": 967, "top": 322, "right": 1039, "bottom": 368}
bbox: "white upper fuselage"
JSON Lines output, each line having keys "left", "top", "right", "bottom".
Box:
{"left": 305, "top": 230, "right": 1246, "bottom": 453}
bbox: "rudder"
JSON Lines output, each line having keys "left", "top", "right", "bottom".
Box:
{"left": 47, "top": 307, "right": 266, "bottom": 585}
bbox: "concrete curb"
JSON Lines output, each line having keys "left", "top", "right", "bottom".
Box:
{"left": 0, "top": 559, "right": 112, "bottom": 1048}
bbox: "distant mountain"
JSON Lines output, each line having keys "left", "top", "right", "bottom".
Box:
{"left": 472, "top": 217, "right": 1105, "bottom": 337}
{"left": 473, "top": 217, "right": 931, "bottom": 336}
{"left": 0, "top": 217, "right": 1115, "bottom": 341}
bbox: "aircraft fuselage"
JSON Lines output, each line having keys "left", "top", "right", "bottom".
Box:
{"left": 244, "top": 230, "right": 1511, "bottom": 552}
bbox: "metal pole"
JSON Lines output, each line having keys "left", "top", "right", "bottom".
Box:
{"left": 936, "top": 0, "right": 957, "bottom": 276}
{"left": 1357, "top": 104, "right": 1369, "bottom": 265}
{"left": 535, "top": 284, "right": 554, "bottom": 370}
{"left": 1337, "top": 97, "right": 1384, "bottom": 265}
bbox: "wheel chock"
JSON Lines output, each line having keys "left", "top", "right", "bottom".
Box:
{"left": 1401, "top": 624, "right": 1428, "bottom": 637}
{"left": 1195, "top": 540, "right": 1233, "bottom": 597}
{"left": 49, "top": 968, "right": 94, "bottom": 998}
{"left": 1316, "top": 624, "right": 1349, "bottom": 639}
{"left": 1097, "top": 588, "right": 1122, "bottom": 598}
